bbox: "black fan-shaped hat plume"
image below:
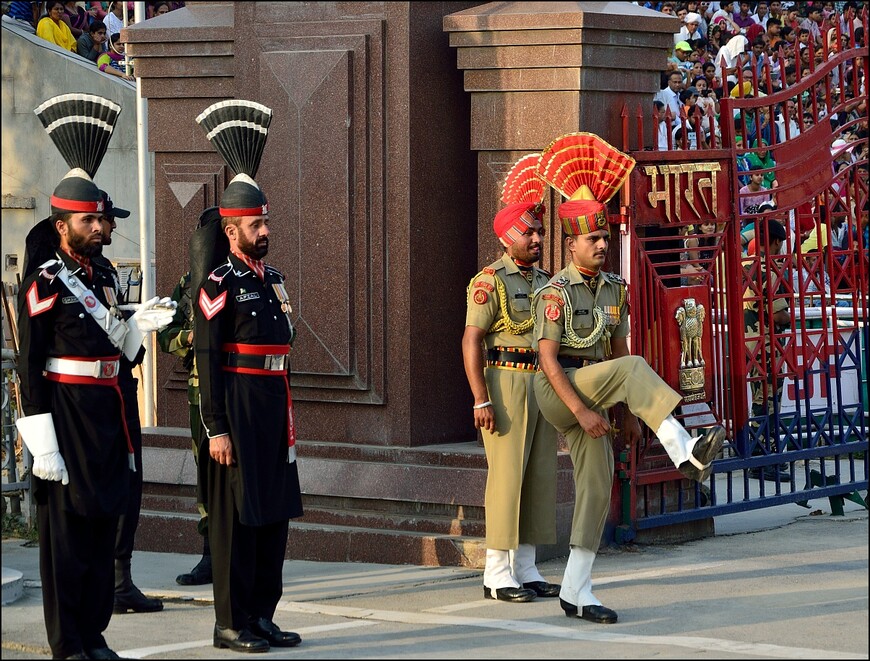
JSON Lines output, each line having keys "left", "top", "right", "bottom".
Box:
{"left": 196, "top": 99, "right": 272, "bottom": 217}
{"left": 34, "top": 93, "right": 122, "bottom": 214}
{"left": 196, "top": 99, "right": 273, "bottom": 217}
{"left": 34, "top": 93, "right": 122, "bottom": 179}
{"left": 196, "top": 99, "right": 272, "bottom": 178}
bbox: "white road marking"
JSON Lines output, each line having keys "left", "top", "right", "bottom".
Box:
{"left": 278, "top": 601, "right": 866, "bottom": 660}
{"left": 119, "top": 620, "right": 377, "bottom": 658}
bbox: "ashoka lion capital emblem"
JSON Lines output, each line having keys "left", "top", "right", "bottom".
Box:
{"left": 675, "top": 298, "right": 706, "bottom": 398}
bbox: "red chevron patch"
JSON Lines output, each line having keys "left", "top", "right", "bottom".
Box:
{"left": 199, "top": 289, "right": 227, "bottom": 320}
{"left": 26, "top": 282, "right": 58, "bottom": 317}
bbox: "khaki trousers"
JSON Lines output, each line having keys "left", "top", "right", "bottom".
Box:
{"left": 482, "top": 366, "right": 557, "bottom": 550}
{"left": 533, "top": 356, "right": 682, "bottom": 551}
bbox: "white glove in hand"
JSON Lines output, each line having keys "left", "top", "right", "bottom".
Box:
{"left": 33, "top": 452, "right": 70, "bottom": 486}
{"left": 132, "top": 296, "right": 177, "bottom": 332}
{"left": 122, "top": 296, "right": 178, "bottom": 360}
{"left": 15, "top": 413, "right": 69, "bottom": 485}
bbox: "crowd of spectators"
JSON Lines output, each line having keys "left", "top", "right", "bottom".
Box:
{"left": 3, "top": 1, "right": 184, "bottom": 79}
{"left": 649, "top": 1, "right": 866, "bottom": 150}
{"left": 647, "top": 2, "right": 868, "bottom": 318}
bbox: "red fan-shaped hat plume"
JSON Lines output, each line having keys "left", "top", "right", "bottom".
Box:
{"left": 536, "top": 132, "right": 635, "bottom": 203}
{"left": 501, "top": 153, "right": 546, "bottom": 206}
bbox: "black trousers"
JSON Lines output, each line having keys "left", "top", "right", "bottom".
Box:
{"left": 115, "top": 377, "right": 142, "bottom": 561}
{"left": 209, "top": 501, "right": 289, "bottom": 629}
{"left": 38, "top": 498, "right": 117, "bottom": 658}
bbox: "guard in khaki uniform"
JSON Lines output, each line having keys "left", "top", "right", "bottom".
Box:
{"left": 462, "top": 187, "right": 561, "bottom": 604}
{"left": 532, "top": 133, "right": 727, "bottom": 625}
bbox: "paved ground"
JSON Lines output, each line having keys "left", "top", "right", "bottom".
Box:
{"left": 1, "top": 500, "right": 867, "bottom": 660}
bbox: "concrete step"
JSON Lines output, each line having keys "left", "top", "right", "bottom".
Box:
{"left": 135, "top": 509, "right": 487, "bottom": 568}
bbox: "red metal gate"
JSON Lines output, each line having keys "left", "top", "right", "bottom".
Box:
{"left": 615, "top": 29, "right": 868, "bottom": 540}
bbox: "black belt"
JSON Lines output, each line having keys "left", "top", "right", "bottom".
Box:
{"left": 486, "top": 348, "right": 538, "bottom": 366}
{"left": 224, "top": 352, "right": 289, "bottom": 371}
{"left": 558, "top": 356, "right": 600, "bottom": 369}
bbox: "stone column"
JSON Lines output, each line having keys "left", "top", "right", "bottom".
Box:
{"left": 443, "top": 1, "right": 678, "bottom": 269}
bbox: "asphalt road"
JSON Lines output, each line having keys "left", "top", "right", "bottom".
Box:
{"left": 1, "top": 501, "right": 867, "bottom": 659}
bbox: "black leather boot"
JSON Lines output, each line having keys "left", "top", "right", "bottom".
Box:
{"left": 114, "top": 558, "right": 164, "bottom": 614}
{"left": 176, "top": 535, "right": 213, "bottom": 586}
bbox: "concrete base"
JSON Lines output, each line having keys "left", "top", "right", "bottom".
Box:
{"left": 1, "top": 567, "right": 24, "bottom": 605}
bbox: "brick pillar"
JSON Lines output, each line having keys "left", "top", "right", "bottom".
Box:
{"left": 443, "top": 1, "right": 678, "bottom": 271}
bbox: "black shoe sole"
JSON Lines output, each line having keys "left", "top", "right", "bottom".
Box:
{"left": 113, "top": 603, "right": 164, "bottom": 614}
{"left": 483, "top": 586, "right": 536, "bottom": 602}
{"left": 213, "top": 640, "right": 270, "bottom": 653}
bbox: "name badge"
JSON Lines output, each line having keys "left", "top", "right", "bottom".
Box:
{"left": 575, "top": 309, "right": 590, "bottom": 315}
{"left": 236, "top": 292, "right": 260, "bottom": 303}
{"left": 62, "top": 296, "right": 78, "bottom": 305}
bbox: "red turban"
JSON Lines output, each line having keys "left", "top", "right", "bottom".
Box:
{"left": 557, "top": 200, "right": 608, "bottom": 236}
{"left": 493, "top": 202, "right": 544, "bottom": 247}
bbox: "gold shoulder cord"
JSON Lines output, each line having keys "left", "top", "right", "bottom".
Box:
{"left": 488, "top": 275, "right": 534, "bottom": 335}
{"left": 530, "top": 283, "right": 609, "bottom": 350}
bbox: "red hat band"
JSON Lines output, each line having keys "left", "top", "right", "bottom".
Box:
{"left": 558, "top": 200, "right": 608, "bottom": 236}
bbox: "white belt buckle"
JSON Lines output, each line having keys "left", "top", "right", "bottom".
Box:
{"left": 93, "top": 359, "right": 118, "bottom": 379}
{"left": 264, "top": 354, "right": 285, "bottom": 371}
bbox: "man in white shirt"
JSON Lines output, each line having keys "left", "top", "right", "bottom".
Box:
{"left": 751, "top": 1, "right": 769, "bottom": 29}
{"left": 654, "top": 70, "right": 684, "bottom": 118}
{"left": 775, "top": 98, "right": 801, "bottom": 143}
{"left": 675, "top": 12, "right": 704, "bottom": 43}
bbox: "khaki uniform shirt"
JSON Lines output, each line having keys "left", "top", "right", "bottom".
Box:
{"left": 465, "top": 253, "right": 551, "bottom": 346}
{"left": 533, "top": 262, "right": 629, "bottom": 360}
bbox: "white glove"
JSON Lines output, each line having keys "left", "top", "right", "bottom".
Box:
{"left": 122, "top": 296, "right": 177, "bottom": 361}
{"left": 15, "top": 413, "right": 69, "bottom": 486}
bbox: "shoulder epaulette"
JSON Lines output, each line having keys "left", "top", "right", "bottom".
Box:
{"left": 37, "top": 259, "right": 63, "bottom": 280}
{"left": 535, "top": 267, "right": 552, "bottom": 278}
{"left": 602, "top": 271, "right": 627, "bottom": 286}
{"left": 264, "top": 265, "right": 284, "bottom": 279}
{"left": 482, "top": 266, "right": 497, "bottom": 275}
{"left": 550, "top": 275, "right": 569, "bottom": 289}
{"left": 208, "top": 262, "right": 233, "bottom": 284}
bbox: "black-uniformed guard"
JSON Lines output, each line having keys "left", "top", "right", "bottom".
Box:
{"left": 92, "top": 190, "right": 165, "bottom": 614}
{"left": 17, "top": 93, "right": 174, "bottom": 660}
{"left": 193, "top": 99, "right": 303, "bottom": 654}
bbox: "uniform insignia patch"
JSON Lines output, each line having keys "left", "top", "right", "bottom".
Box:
{"left": 199, "top": 289, "right": 227, "bottom": 320}
{"left": 26, "top": 282, "right": 58, "bottom": 317}
{"left": 482, "top": 267, "right": 496, "bottom": 275}
{"left": 473, "top": 289, "right": 489, "bottom": 305}
{"left": 474, "top": 280, "right": 495, "bottom": 292}
{"left": 551, "top": 276, "right": 569, "bottom": 288}
{"left": 541, "top": 293, "right": 564, "bottom": 306}
{"left": 62, "top": 295, "right": 78, "bottom": 305}
{"left": 545, "top": 304, "right": 561, "bottom": 321}
{"left": 236, "top": 292, "right": 260, "bottom": 303}
{"left": 84, "top": 295, "right": 97, "bottom": 310}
